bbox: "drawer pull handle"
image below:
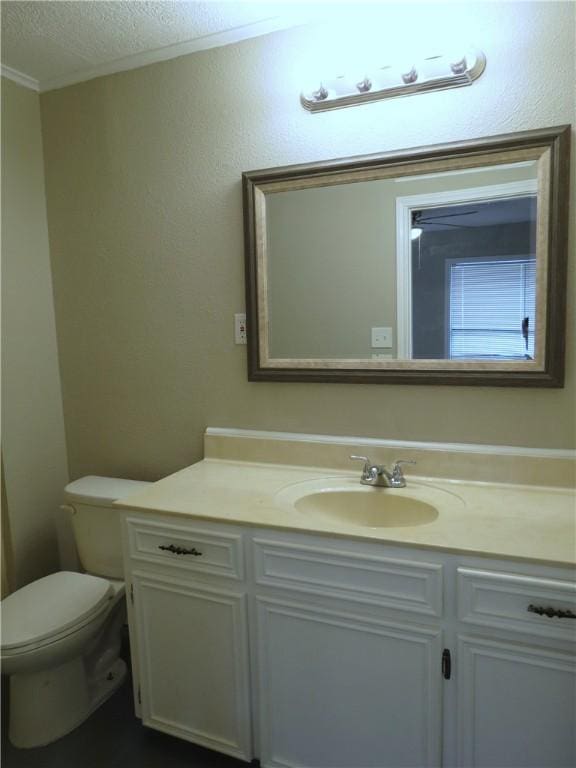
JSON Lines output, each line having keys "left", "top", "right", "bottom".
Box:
{"left": 158, "top": 544, "right": 203, "bottom": 557}
{"left": 527, "top": 604, "right": 576, "bottom": 619}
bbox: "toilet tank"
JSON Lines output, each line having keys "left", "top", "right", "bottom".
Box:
{"left": 64, "top": 476, "right": 152, "bottom": 579}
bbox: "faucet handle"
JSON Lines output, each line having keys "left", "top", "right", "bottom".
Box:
{"left": 391, "top": 459, "right": 416, "bottom": 476}
{"left": 350, "top": 455, "right": 372, "bottom": 476}
{"left": 350, "top": 455, "right": 371, "bottom": 465}
{"left": 387, "top": 459, "right": 416, "bottom": 487}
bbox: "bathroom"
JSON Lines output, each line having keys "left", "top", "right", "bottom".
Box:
{"left": 1, "top": 1, "right": 574, "bottom": 766}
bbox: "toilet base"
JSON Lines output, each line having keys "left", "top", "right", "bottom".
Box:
{"left": 9, "top": 657, "right": 127, "bottom": 748}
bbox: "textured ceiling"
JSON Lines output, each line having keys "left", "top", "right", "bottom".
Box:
{"left": 0, "top": 0, "right": 320, "bottom": 91}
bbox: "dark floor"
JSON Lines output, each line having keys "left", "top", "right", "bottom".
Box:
{"left": 1, "top": 642, "right": 250, "bottom": 768}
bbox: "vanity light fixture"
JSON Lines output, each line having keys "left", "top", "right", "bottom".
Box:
{"left": 301, "top": 48, "right": 486, "bottom": 112}
{"left": 401, "top": 65, "right": 418, "bottom": 85}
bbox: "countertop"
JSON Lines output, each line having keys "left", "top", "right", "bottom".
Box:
{"left": 114, "top": 459, "right": 576, "bottom": 567}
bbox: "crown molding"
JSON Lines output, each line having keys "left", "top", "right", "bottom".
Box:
{"left": 1, "top": 65, "right": 39, "bottom": 92}
{"left": 37, "top": 14, "right": 310, "bottom": 93}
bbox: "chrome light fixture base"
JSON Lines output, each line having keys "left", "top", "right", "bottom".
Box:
{"left": 301, "top": 48, "right": 486, "bottom": 112}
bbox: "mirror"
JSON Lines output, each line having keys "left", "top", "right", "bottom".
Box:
{"left": 243, "top": 126, "right": 570, "bottom": 386}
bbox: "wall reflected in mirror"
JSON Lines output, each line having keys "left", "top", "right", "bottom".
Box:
{"left": 265, "top": 162, "right": 538, "bottom": 362}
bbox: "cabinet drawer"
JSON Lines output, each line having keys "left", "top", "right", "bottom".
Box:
{"left": 253, "top": 538, "right": 442, "bottom": 616}
{"left": 458, "top": 567, "right": 576, "bottom": 641}
{"left": 125, "top": 517, "right": 244, "bottom": 581}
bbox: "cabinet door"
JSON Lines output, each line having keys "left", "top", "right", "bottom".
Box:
{"left": 256, "top": 597, "right": 442, "bottom": 768}
{"left": 131, "top": 573, "right": 252, "bottom": 761}
{"left": 457, "top": 635, "right": 576, "bottom": 768}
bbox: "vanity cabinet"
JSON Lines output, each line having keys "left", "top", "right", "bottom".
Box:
{"left": 122, "top": 513, "right": 576, "bottom": 768}
{"left": 251, "top": 535, "right": 444, "bottom": 767}
{"left": 456, "top": 634, "right": 575, "bottom": 768}
{"left": 454, "top": 566, "right": 576, "bottom": 768}
{"left": 255, "top": 597, "right": 441, "bottom": 768}
{"left": 122, "top": 516, "right": 252, "bottom": 761}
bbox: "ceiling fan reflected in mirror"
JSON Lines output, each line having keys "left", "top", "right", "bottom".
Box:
{"left": 410, "top": 209, "right": 479, "bottom": 240}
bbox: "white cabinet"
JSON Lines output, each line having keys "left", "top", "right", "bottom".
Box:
{"left": 123, "top": 513, "right": 576, "bottom": 768}
{"left": 123, "top": 517, "right": 252, "bottom": 761}
{"left": 455, "top": 565, "right": 576, "bottom": 768}
{"left": 132, "top": 574, "right": 251, "bottom": 759}
{"left": 251, "top": 534, "right": 445, "bottom": 768}
{"left": 457, "top": 635, "right": 575, "bottom": 768}
{"left": 256, "top": 596, "right": 442, "bottom": 768}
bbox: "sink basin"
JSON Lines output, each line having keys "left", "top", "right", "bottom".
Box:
{"left": 275, "top": 477, "right": 464, "bottom": 529}
{"left": 294, "top": 490, "right": 439, "bottom": 527}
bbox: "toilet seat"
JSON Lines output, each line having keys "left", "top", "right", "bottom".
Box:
{"left": 1, "top": 572, "right": 114, "bottom": 654}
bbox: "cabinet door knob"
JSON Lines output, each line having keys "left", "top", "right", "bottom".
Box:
{"left": 442, "top": 649, "right": 451, "bottom": 680}
{"left": 158, "top": 543, "right": 203, "bottom": 556}
{"left": 527, "top": 604, "right": 576, "bottom": 619}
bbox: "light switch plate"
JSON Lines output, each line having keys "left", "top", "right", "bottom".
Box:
{"left": 371, "top": 327, "right": 393, "bottom": 348}
{"left": 235, "top": 313, "right": 247, "bottom": 344}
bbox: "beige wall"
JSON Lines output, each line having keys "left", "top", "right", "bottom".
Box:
{"left": 1, "top": 78, "right": 69, "bottom": 587}
{"left": 2, "top": 458, "right": 14, "bottom": 596}
{"left": 39, "top": 2, "right": 575, "bottom": 482}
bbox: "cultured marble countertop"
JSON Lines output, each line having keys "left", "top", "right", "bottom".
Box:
{"left": 115, "top": 459, "right": 576, "bottom": 567}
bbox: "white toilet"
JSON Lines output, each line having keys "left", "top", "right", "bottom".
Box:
{"left": 0, "top": 476, "right": 150, "bottom": 748}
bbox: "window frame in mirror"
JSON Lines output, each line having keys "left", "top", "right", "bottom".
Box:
{"left": 242, "top": 125, "right": 570, "bottom": 386}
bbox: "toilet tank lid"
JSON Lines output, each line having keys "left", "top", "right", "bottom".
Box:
{"left": 1, "top": 572, "right": 113, "bottom": 651}
{"left": 64, "top": 476, "right": 152, "bottom": 504}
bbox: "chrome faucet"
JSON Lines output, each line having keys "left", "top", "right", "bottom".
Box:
{"left": 350, "top": 455, "right": 416, "bottom": 488}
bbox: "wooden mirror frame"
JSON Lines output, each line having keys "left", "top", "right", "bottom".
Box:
{"left": 242, "top": 125, "right": 570, "bottom": 386}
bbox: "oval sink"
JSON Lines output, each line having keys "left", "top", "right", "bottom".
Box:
{"left": 274, "top": 477, "right": 464, "bottom": 529}
{"left": 294, "top": 490, "right": 439, "bottom": 527}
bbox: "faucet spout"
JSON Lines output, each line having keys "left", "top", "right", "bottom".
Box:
{"left": 349, "top": 456, "right": 416, "bottom": 488}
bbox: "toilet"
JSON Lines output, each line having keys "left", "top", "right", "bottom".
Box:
{"left": 0, "top": 476, "right": 150, "bottom": 748}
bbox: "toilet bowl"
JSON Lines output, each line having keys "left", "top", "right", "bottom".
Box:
{"left": 0, "top": 476, "right": 151, "bottom": 748}
{"left": 1, "top": 572, "right": 126, "bottom": 748}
